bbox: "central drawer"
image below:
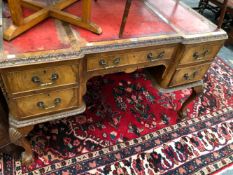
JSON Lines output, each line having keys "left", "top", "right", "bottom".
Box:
{"left": 9, "top": 88, "right": 79, "bottom": 119}
{"left": 2, "top": 64, "right": 79, "bottom": 94}
{"left": 87, "top": 46, "right": 176, "bottom": 72}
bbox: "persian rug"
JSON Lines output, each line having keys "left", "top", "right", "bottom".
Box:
{"left": 0, "top": 57, "right": 232, "bottom": 175}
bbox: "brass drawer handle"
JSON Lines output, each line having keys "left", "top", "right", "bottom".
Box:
{"left": 147, "top": 51, "right": 165, "bottom": 61}
{"left": 99, "top": 57, "right": 121, "bottom": 68}
{"left": 193, "top": 49, "right": 209, "bottom": 60}
{"left": 183, "top": 71, "right": 198, "bottom": 81}
{"left": 113, "top": 57, "right": 120, "bottom": 65}
{"left": 32, "top": 73, "right": 59, "bottom": 87}
{"left": 99, "top": 59, "right": 108, "bottom": 68}
{"left": 37, "top": 98, "right": 61, "bottom": 110}
{"left": 183, "top": 73, "right": 189, "bottom": 80}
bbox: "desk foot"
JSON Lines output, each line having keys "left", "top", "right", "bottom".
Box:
{"left": 9, "top": 125, "right": 34, "bottom": 165}
{"left": 82, "top": 22, "right": 102, "bottom": 35}
{"left": 178, "top": 85, "right": 203, "bottom": 121}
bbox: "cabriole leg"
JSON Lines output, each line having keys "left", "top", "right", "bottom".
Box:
{"left": 9, "top": 125, "right": 34, "bottom": 164}
{"left": 178, "top": 85, "right": 203, "bottom": 121}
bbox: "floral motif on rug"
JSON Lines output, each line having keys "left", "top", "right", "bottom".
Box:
{"left": 0, "top": 57, "right": 232, "bottom": 175}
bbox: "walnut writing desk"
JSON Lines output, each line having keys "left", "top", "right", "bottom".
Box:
{"left": 1, "top": 0, "right": 227, "bottom": 164}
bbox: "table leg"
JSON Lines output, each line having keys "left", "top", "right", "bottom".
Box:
{"left": 119, "top": 0, "right": 132, "bottom": 38}
{"left": 4, "top": 9, "right": 49, "bottom": 41}
{"left": 7, "top": 0, "right": 24, "bottom": 25}
{"left": 9, "top": 125, "right": 34, "bottom": 164}
{"left": 80, "top": 0, "right": 102, "bottom": 34}
{"left": 178, "top": 85, "right": 203, "bottom": 121}
{"left": 82, "top": 0, "right": 92, "bottom": 23}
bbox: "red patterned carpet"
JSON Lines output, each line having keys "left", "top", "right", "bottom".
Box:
{"left": 0, "top": 57, "right": 233, "bottom": 174}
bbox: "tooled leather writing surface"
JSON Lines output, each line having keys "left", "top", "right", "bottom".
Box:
{"left": 3, "top": 0, "right": 220, "bottom": 56}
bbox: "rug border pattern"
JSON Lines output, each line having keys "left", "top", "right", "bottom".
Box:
{"left": 14, "top": 107, "right": 233, "bottom": 175}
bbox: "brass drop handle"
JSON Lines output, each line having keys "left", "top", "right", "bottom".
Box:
{"left": 183, "top": 73, "right": 190, "bottom": 80}
{"left": 193, "top": 49, "right": 209, "bottom": 60}
{"left": 99, "top": 57, "right": 121, "bottom": 68}
{"left": 147, "top": 51, "right": 165, "bottom": 61}
{"left": 183, "top": 71, "right": 198, "bottom": 81}
{"left": 99, "top": 59, "right": 108, "bottom": 68}
{"left": 113, "top": 57, "right": 120, "bottom": 65}
{"left": 32, "top": 73, "right": 59, "bottom": 87}
{"left": 37, "top": 98, "right": 61, "bottom": 110}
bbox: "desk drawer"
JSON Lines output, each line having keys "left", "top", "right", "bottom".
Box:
{"left": 128, "top": 46, "right": 176, "bottom": 64}
{"left": 179, "top": 43, "right": 222, "bottom": 65}
{"left": 2, "top": 65, "right": 79, "bottom": 94}
{"left": 87, "top": 52, "right": 128, "bottom": 71}
{"left": 169, "top": 63, "right": 211, "bottom": 87}
{"left": 9, "top": 88, "right": 79, "bottom": 119}
{"left": 87, "top": 46, "right": 176, "bottom": 72}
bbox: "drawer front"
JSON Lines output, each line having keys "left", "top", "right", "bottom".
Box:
{"left": 179, "top": 43, "right": 222, "bottom": 65}
{"left": 87, "top": 52, "right": 128, "bottom": 71}
{"left": 2, "top": 65, "right": 79, "bottom": 94}
{"left": 10, "top": 88, "right": 79, "bottom": 119}
{"left": 87, "top": 46, "right": 176, "bottom": 72}
{"left": 128, "top": 46, "right": 176, "bottom": 64}
{"left": 170, "top": 63, "right": 211, "bottom": 87}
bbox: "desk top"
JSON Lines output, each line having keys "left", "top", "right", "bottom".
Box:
{"left": 1, "top": 0, "right": 227, "bottom": 68}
